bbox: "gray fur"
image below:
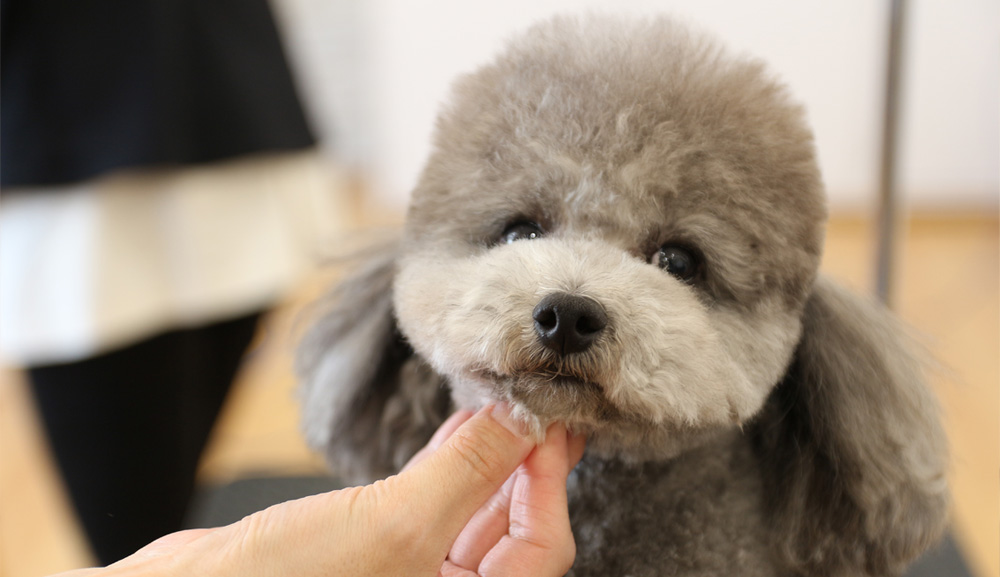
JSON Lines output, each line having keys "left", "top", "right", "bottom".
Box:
{"left": 296, "top": 238, "right": 450, "bottom": 484}
{"left": 297, "top": 15, "right": 948, "bottom": 575}
{"left": 752, "top": 277, "right": 949, "bottom": 576}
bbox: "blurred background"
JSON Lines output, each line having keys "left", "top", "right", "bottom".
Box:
{"left": 282, "top": 0, "right": 998, "bottom": 213}
{"left": 1, "top": 0, "right": 996, "bottom": 576}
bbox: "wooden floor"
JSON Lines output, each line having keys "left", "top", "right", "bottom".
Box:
{"left": 1, "top": 212, "right": 997, "bottom": 577}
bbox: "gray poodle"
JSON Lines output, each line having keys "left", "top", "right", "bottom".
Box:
{"left": 298, "top": 15, "right": 949, "bottom": 576}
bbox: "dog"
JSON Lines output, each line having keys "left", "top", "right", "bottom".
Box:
{"left": 297, "top": 15, "right": 949, "bottom": 576}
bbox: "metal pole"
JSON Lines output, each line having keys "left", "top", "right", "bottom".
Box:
{"left": 875, "top": 0, "right": 907, "bottom": 306}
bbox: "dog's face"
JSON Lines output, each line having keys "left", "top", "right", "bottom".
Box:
{"left": 393, "top": 18, "right": 827, "bottom": 461}
{"left": 300, "top": 19, "right": 948, "bottom": 571}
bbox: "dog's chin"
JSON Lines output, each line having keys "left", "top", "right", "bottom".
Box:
{"left": 450, "top": 369, "right": 732, "bottom": 462}
{"left": 492, "top": 370, "right": 626, "bottom": 427}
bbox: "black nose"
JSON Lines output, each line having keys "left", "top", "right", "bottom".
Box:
{"left": 532, "top": 292, "right": 608, "bottom": 356}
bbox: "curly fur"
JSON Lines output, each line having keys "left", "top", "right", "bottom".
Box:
{"left": 297, "top": 15, "right": 948, "bottom": 576}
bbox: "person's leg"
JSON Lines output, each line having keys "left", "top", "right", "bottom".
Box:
{"left": 28, "top": 312, "right": 261, "bottom": 565}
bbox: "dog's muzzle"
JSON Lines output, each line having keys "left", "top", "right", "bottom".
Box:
{"left": 532, "top": 292, "right": 608, "bottom": 356}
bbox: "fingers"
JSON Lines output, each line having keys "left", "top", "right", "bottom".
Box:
{"left": 446, "top": 467, "right": 519, "bottom": 569}
{"left": 402, "top": 409, "right": 476, "bottom": 472}
{"left": 476, "top": 422, "right": 580, "bottom": 577}
{"left": 475, "top": 531, "right": 577, "bottom": 577}
{"left": 387, "top": 405, "right": 536, "bottom": 555}
{"left": 449, "top": 422, "right": 586, "bottom": 575}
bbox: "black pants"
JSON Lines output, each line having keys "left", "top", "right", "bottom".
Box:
{"left": 28, "top": 312, "right": 262, "bottom": 565}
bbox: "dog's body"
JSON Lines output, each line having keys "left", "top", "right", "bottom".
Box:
{"left": 569, "top": 430, "right": 773, "bottom": 576}
{"left": 298, "top": 16, "right": 948, "bottom": 576}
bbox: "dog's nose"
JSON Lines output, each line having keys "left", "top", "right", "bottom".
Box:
{"left": 532, "top": 292, "right": 608, "bottom": 356}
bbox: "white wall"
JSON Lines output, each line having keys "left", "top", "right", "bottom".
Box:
{"left": 276, "top": 0, "right": 999, "bottom": 213}
{"left": 900, "top": 0, "right": 999, "bottom": 207}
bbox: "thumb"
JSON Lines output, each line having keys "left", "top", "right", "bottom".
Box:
{"left": 390, "top": 404, "right": 537, "bottom": 550}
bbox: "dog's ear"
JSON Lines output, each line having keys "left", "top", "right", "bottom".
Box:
{"left": 753, "top": 276, "right": 949, "bottom": 576}
{"left": 296, "top": 236, "right": 451, "bottom": 484}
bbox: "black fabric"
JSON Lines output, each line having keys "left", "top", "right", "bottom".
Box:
{"left": 27, "top": 312, "right": 262, "bottom": 565}
{"left": 1, "top": 0, "right": 316, "bottom": 187}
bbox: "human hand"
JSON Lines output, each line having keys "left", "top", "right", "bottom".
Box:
{"left": 405, "top": 407, "right": 587, "bottom": 576}
{"left": 53, "top": 404, "right": 585, "bottom": 577}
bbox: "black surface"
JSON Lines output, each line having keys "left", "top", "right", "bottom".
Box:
{"left": 186, "top": 475, "right": 345, "bottom": 529}
{"left": 190, "top": 475, "right": 974, "bottom": 576}
{"left": 904, "top": 531, "right": 975, "bottom": 577}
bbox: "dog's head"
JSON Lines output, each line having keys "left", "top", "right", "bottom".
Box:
{"left": 392, "top": 16, "right": 825, "bottom": 461}
{"left": 299, "top": 15, "right": 947, "bottom": 575}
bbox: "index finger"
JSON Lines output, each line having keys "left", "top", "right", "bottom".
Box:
{"left": 391, "top": 404, "right": 536, "bottom": 549}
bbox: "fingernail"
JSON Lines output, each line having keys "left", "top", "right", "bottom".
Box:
{"left": 491, "top": 403, "right": 529, "bottom": 438}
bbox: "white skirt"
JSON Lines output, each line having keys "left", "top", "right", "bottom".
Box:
{"left": 0, "top": 150, "right": 348, "bottom": 366}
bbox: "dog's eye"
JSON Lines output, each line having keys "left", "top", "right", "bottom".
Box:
{"left": 501, "top": 222, "right": 544, "bottom": 244}
{"left": 653, "top": 245, "right": 701, "bottom": 282}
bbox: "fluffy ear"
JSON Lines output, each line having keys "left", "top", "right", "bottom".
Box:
{"left": 296, "top": 236, "right": 451, "bottom": 484}
{"left": 752, "top": 276, "right": 949, "bottom": 576}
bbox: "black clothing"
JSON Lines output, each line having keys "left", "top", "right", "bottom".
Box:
{"left": 1, "top": 0, "right": 316, "bottom": 187}
{"left": 29, "top": 312, "right": 261, "bottom": 565}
